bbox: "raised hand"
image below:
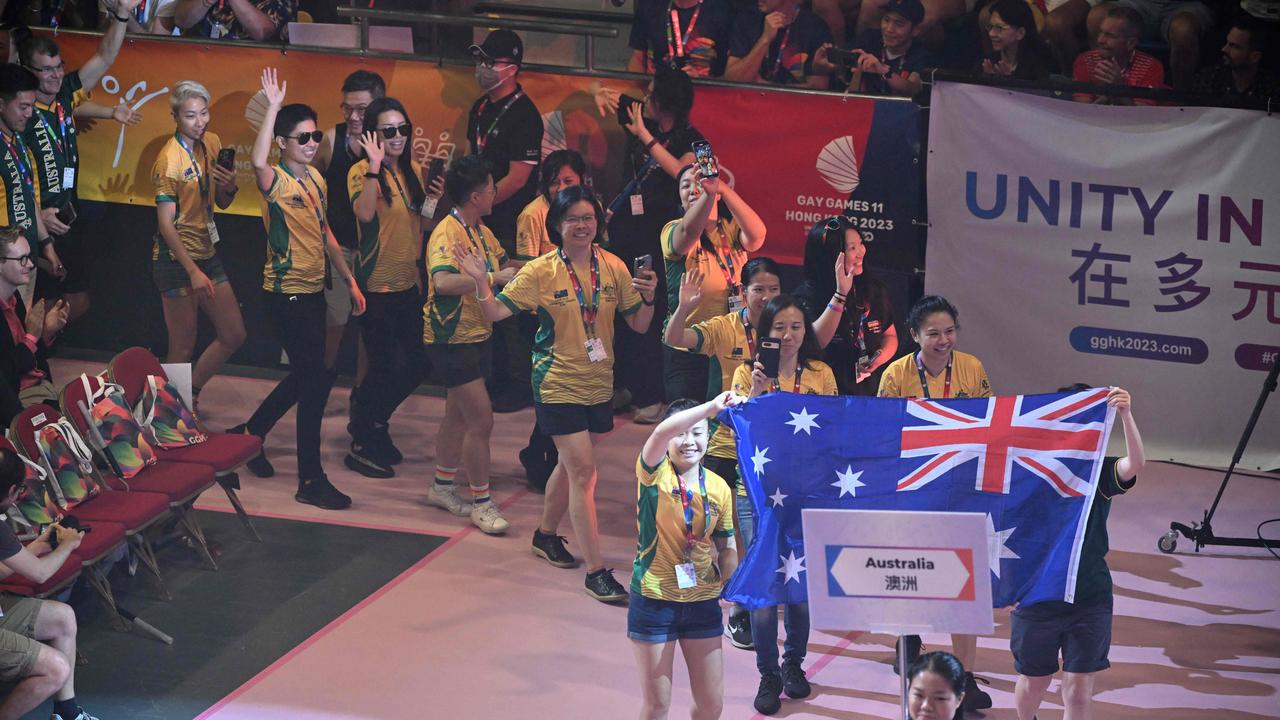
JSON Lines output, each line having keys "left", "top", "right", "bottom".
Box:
{"left": 763, "top": 11, "right": 788, "bottom": 41}
{"left": 710, "top": 390, "right": 744, "bottom": 414}
{"left": 1106, "top": 386, "right": 1131, "bottom": 416}
{"left": 359, "top": 131, "right": 385, "bottom": 172}
{"left": 260, "top": 67, "right": 287, "bottom": 109}
{"left": 452, "top": 243, "right": 490, "bottom": 282}
{"left": 112, "top": 100, "right": 142, "bottom": 126}
{"left": 750, "top": 360, "right": 771, "bottom": 396}
{"left": 833, "top": 250, "right": 854, "bottom": 296}
{"left": 678, "top": 266, "right": 704, "bottom": 309}
{"left": 591, "top": 81, "right": 621, "bottom": 118}
{"left": 632, "top": 268, "right": 658, "bottom": 304}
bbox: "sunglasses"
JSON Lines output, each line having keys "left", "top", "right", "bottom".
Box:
{"left": 379, "top": 124, "right": 412, "bottom": 139}
{"left": 825, "top": 216, "right": 852, "bottom": 232}
{"left": 286, "top": 130, "right": 324, "bottom": 144}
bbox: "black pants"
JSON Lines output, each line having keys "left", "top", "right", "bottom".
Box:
{"left": 663, "top": 345, "right": 709, "bottom": 404}
{"left": 247, "top": 292, "right": 335, "bottom": 479}
{"left": 354, "top": 289, "right": 427, "bottom": 438}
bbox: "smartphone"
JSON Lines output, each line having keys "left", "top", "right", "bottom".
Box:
{"left": 692, "top": 140, "right": 719, "bottom": 178}
{"left": 633, "top": 254, "right": 652, "bottom": 277}
{"left": 216, "top": 147, "right": 236, "bottom": 171}
{"left": 758, "top": 338, "right": 781, "bottom": 379}
{"left": 426, "top": 157, "right": 446, "bottom": 186}
{"left": 617, "top": 94, "right": 639, "bottom": 128}
{"left": 55, "top": 203, "right": 76, "bottom": 227}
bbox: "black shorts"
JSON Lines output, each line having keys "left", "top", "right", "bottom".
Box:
{"left": 425, "top": 340, "right": 492, "bottom": 389}
{"left": 535, "top": 401, "right": 613, "bottom": 436}
{"left": 1010, "top": 598, "right": 1113, "bottom": 676}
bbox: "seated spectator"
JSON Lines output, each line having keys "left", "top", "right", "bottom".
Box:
{"left": 1072, "top": 4, "right": 1165, "bottom": 105}
{"left": 855, "top": 0, "right": 965, "bottom": 47}
{"left": 0, "top": 226, "right": 66, "bottom": 428}
{"left": 628, "top": 0, "right": 735, "bottom": 77}
{"left": 1082, "top": 0, "right": 1212, "bottom": 89}
{"left": 724, "top": 0, "right": 834, "bottom": 87}
{"left": 0, "top": 448, "right": 93, "bottom": 720}
{"left": 978, "top": 0, "right": 1057, "bottom": 80}
{"left": 99, "top": 0, "right": 179, "bottom": 34}
{"left": 1191, "top": 17, "right": 1279, "bottom": 102}
{"left": 838, "top": 0, "right": 934, "bottom": 97}
{"left": 172, "top": 0, "right": 294, "bottom": 41}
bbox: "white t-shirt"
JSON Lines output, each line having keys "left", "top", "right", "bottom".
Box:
{"left": 99, "top": 0, "right": 178, "bottom": 34}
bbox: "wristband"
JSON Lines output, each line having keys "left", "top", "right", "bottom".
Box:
{"left": 475, "top": 289, "right": 493, "bottom": 301}
{"left": 832, "top": 292, "right": 847, "bottom": 303}
{"left": 827, "top": 302, "right": 845, "bottom": 314}
{"left": 38, "top": 236, "right": 53, "bottom": 248}
{"left": 644, "top": 137, "right": 658, "bottom": 151}
{"left": 114, "top": 12, "right": 130, "bottom": 22}
{"left": 364, "top": 171, "right": 380, "bottom": 179}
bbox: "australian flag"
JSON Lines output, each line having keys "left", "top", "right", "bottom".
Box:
{"left": 720, "top": 389, "right": 1115, "bottom": 610}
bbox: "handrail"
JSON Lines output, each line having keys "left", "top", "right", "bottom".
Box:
{"left": 471, "top": 3, "right": 632, "bottom": 25}
{"left": 927, "top": 69, "right": 1275, "bottom": 111}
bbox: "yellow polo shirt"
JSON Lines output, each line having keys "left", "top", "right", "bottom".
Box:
{"left": 152, "top": 131, "right": 221, "bottom": 261}
{"left": 877, "top": 351, "right": 993, "bottom": 399}
{"left": 423, "top": 213, "right": 508, "bottom": 345}
{"left": 259, "top": 165, "right": 328, "bottom": 294}
{"left": 662, "top": 217, "right": 747, "bottom": 327}
{"left": 515, "top": 195, "right": 555, "bottom": 261}
{"left": 731, "top": 359, "right": 839, "bottom": 398}
{"left": 348, "top": 159, "right": 423, "bottom": 293}
{"left": 687, "top": 311, "right": 751, "bottom": 460}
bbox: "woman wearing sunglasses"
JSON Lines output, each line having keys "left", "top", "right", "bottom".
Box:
{"left": 344, "top": 96, "right": 440, "bottom": 479}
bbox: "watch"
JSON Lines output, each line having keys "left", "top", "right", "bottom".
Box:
{"left": 114, "top": 12, "right": 130, "bottom": 22}
{"left": 364, "top": 171, "right": 380, "bottom": 179}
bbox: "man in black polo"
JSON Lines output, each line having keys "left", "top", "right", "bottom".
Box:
{"left": 467, "top": 29, "right": 543, "bottom": 412}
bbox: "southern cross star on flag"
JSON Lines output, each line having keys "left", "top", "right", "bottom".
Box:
{"left": 719, "top": 390, "right": 1116, "bottom": 610}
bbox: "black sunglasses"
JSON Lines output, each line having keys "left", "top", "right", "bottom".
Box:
{"left": 286, "top": 130, "right": 324, "bottom": 144}
{"left": 379, "top": 124, "right": 412, "bottom": 139}
{"left": 825, "top": 216, "right": 852, "bottom": 232}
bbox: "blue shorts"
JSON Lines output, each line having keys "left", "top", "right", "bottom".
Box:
{"left": 152, "top": 252, "right": 228, "bottom": 298}
{"left": 627, "top": 594, "right": 723, "bottom": 644}
{"left": 1010, "top": 598, "right": 1113, "bottom": 676}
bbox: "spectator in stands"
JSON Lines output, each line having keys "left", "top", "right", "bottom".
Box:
{"left": 725, "top": 0, "right": 834, "bottom": 87}
{"left": 0, "top": 225, "right": 66, "bottom": 427}
{"left": 514, "top": 149, "right": 589, "bottom": 492}
{"left": 801, "top": 217, "right": 898, "bottom": 395}
{"left": 1192, "top": 17, "right": 1279, "bottom": 101}
{"left": 1071, "top": 4, "right": 1165, "bottom": 105}
{"left": 1013, "top": 385, "right": 1145, "bottom": 720}
{"left": 151, "top": 80, "right": 245, "bottom": 410}
{"left": 0, "top": 448, "right": 92, "bottom": 720}
{"left": 99, "top": 0, "right": 177, "bottom": 33}
{"left": 315, "top": 70, "right": 385, "bottom": 431}
{"left": 662, "top": 163, "right": 765, "bottom": 404}
{"left": 592, "top": 66, "right": 701, "bottom": 424}
{"left": 173, "top": 0, "right": 295, "bottom": 41}
{"left": 907, "top": 652, "right": 967, "bottom": 720}
{"left": 855, "top": 0, "right": 963, "bottom": 46}
{"left": 838, "top": 0, "right": 935, "bottom": 96}
{"left": 1084, "top": 0, "right": 1210, "bottom": 89}
{"left": 421, "top": 155, "right": 516, "bottom": 535}
{"left": 0, "top": 64, "right": 58, "bottom": 306}
{"left": 230, "top": 68, "right": 365, "bottom": 511}
{"left": 19, "top": 6, "right": 138, "bottom": 321}
{"left": 976, "top": 0, "right": 1056, "bottom": 80}
{"left": 344, "top": 96, "right": 436, "bottom": 480}
{"left": 629, "top": 0, "right": 735, "bottom": 77}
{"left": 629, "top": 394, "right": 741, "bottom": 720}
{"left": 467, "top": 29, "right": 543, "bottom": 414}
{"left": 456, "top": 185, "right": 658, "bottom": 602}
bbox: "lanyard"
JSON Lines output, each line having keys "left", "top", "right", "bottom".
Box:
{"left": 175, "top": 132, "right": 211, "bottom": 213}
{"left": 474, "top": 90, "right": 524, "bottom": 154}
{"left": 279, "top": 163, "right": 327, "bottom": 233}
{"left": 698, "top": 221, "right": 738, "bottom": 289}
{"left": 382, "top": 164, "right": 414, "bottom": 213}
{"left": 0, "top": 133, "right": 33, "bottom": 190}
{"left": 666, "top": 1, "right": 702, "bottom": 61}
{"left": 740, "top": 308, "right": 755, "bottom": 357}
{"left": 772, "top": 365, "right": 803, "bottom": 394}
{"left": 38, "top": 101, "right": 73, "bottom": 165}
{"left": 915, "top": 352, "right": 952, "bottom": 399}
{"left": 769, "top": 23, "right": 794, "bottom": 78}
{"left": 559, "top": 246, "right": 601, "bottom": 338}
{"left": 451, "top": 209, "right": 495, "bottom": 271}
{"left": 674, "top": 465, "right": 710, "bottom": 560}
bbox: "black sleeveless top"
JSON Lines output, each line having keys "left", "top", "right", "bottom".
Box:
{"left": 325, "top": 122, "right": 361, "bottom": 249}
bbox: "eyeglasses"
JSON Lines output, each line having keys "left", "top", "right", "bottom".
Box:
{"left": 378, "top": 124, "right": 412, "bottom": 139}
{"left": 26, "top": 62, "right": 63, "bottom": 75}
{"left": 987, "top": 22, "right": 1012, "bottom": 32}
{"left": 286, "top": 130, "right": 324, "bottom": 144}
{"left": 340, "top": 103, "right": 368, "bottom": 117}
{"left": 562, "top": 215, "right": 596, "bottom": 226}
{"left": 0, "top": 254, "right": 33, "bottom": 266}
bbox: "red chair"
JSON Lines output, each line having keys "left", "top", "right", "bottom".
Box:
{"left": 60, "top": 375, "right": 222, "bottom": 571}
{"left": 108, "top": 347, "right": 261, "bottom": 541}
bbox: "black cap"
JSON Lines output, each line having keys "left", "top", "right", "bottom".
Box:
{"left": 469, "top": 29, "right": 524, "bottom": 67}
{"left": 883, "top": 0, "right": 925, "bottom": 26}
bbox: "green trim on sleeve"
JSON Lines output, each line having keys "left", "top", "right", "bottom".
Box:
{"left": 691, "top": 326, "right": 705, "bottom": 354}
{"left": 639, "top": 455, "right": 665, "bottom": 474}
{"left": 429, "top": 264, "right": 459, "bottom": 274}
{"left": 155, "top": 195, "right": 177, "bottom": 203}
{"left": 496, "top": 294, "right": 521, "bottom": 315}
{"left": 621, "top": 301, "right": 643, "bottom": 317}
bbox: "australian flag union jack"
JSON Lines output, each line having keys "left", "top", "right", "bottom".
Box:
{"left": 719, "top": 389, "right": 1115, "bottom": 611}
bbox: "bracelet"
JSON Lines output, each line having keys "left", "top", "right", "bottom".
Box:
{"left": 364, "top": 171, "right": 380, "bottom": 179}
{"left": 114, "top": 12, "right": 129, "bottom": 22}
{"left": 832, "top": 292, "right": 847, "bottom": 303}
{"left": 38, "top": 236, "right": 53, "bottom": 248}
{"left": 827, "top": 302, "right": 845, "bottom": 314}
{"left": 475, "top": 290, "right": 493, "bottom": 301}
{"left": 644, "top": 137, "right": 658, "bottom": 151}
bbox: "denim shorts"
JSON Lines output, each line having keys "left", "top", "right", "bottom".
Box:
{"left": 627, "top": 593, "right": 723, "bottom": 644}
{"left": 152, "top": 252, "right": 229, "bottom": 298}
{"left": 1011, "top": 598, "right": 1113, "bottom": 676}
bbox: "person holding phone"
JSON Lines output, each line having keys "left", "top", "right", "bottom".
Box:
{"left": 730, "top": 293, "right": 836, "bottom": 715}
{"left": 151, "top": 80, "right": 244, "bottom": 410}
{"left": 344, "top": 96, "right": 440, "bottom": 480}
{"left": 661, "top": 159, "right": 765, "bottom": 407}
{"left": 454, "top": 185, "right": 658, "bottom": 603}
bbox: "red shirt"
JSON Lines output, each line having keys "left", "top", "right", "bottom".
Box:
{"left": 1, "top": 293, "right": 45, "bottom": 390}
{"left": 1072, "top": 49, "right": 1165, "bottom": 105}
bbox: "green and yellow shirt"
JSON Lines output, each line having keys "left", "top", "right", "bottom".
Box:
{"left": 258, "top": 165, "right": 328, "bottom": 294}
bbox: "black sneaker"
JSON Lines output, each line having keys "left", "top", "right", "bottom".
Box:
{"left": 753, "top": 673, "right": 783, "bottom": 715}
{"left": 295, "top": 475, "right": 352, "bottom": 510}
{"left": 531, "top": 529, "right": 578, "bottom": 568}
{"left": 344, "top": 443, "right": 395, "bottom": 479}
{"left": 519, "top": 447, "right": 552, "bottom": 494}
{"left": 962, "top": 671, "right": 993, "bottom": 711}
{"left": 228, "top": 424, "right": 275, "bottom": 478}
{"left": 782, "top": 661, "right": 811, "bottom": 699}
{"left": 371, "top": 423, "right": 403, "bottom": 465}
{"left": 892, "top": 635, "right": 923, "bottom": 675}
{"left": 584, "top": 568, "right": 628, "bottom": 603}
{"left": 725, "top": 611, "right": 754, "bottom": 649}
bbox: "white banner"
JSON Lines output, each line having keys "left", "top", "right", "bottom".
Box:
{"left": 926, "top": 82, "right": 1279, "bottom": 470}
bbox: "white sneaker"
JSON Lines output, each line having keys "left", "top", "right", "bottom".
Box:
{"left": 427, "top": 484, "right": 472, "bottom": 517}
{"left": 470, "top": 501, "right": 510, "bottom": 534}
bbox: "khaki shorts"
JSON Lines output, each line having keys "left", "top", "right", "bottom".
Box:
{"left": 0, "top": 594, "right": 43, "bottom": 683}
{"left": 325, "top": 246, "right": 358, "bottom": 327}
{"left": 18, "top": 380, "right": 59, "bottom": 409}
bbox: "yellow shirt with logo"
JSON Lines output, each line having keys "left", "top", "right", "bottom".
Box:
{"left": 687, "top": 311, "right": 751, "bottom": 460}
{"left": 423, "top": 214, "right": 508, "bottom": 345}
{"left": 347, "top": 158, "right": 423, "bottom": 293}
{"left": 496, "top": 248, "right": 643, "bottom": 405}
{"left": 731, "top": 359, "right": 839, "bottom": 399}
{"left": 259, "top": 165, "right": 328, "bottom": 294}
{"left": 152, "top": 131, "right": 222, "bottom": 262}
{"left": 631, "top": 455, "right": 735, "bottom": 602}
{"left": 662, "top": 217, "right": 747, "bottom": 328}
{"left": 515, "top": 195, "right": 555, "bottom": 261}
{"left": 877, "top": 351, "right": 992, "bottom": 399}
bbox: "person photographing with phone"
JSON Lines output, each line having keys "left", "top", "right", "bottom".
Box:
{"left": 151, "top": 80, "right": 245, "bottom": 411}
{"left": 454, "top": 185, "right": 658, "bottom": 602}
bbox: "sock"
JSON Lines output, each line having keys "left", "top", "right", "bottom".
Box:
{"left": 53, "top": 698, "right": 78, "bottom": 719}
{"left": 434, "top": 466, "right": 456, "bottom": 488}
{"left": 469, "top": 482, "right": 490, "bottom": 505}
